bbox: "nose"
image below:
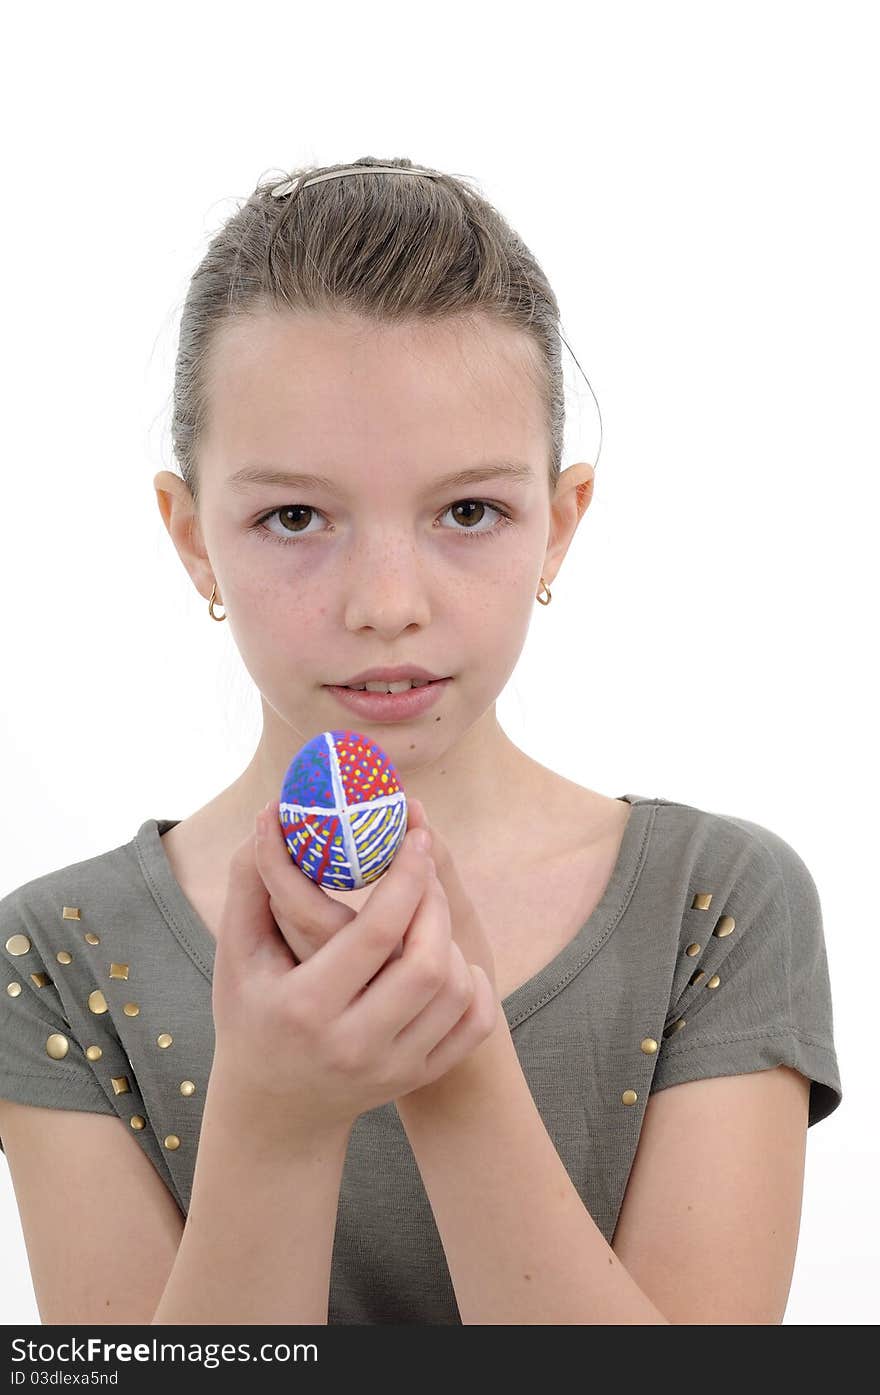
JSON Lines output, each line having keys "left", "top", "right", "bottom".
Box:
{"left": 339, "top": 532, "right": 433, "bottom": 635}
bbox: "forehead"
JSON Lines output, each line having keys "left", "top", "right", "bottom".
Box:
{"left": 199, "top": 309, "right": 548, "bottom": 476}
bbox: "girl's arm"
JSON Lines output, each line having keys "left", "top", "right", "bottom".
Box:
{"left": 152, "top": 1066, "right": 353, "bottom": 1326}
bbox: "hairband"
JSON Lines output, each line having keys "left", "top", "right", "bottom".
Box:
{"left": 270, "top": 165, "right": 440, "bottom": 199}
{"left": 264, "top": 160, "right": 603, "bottom": 477}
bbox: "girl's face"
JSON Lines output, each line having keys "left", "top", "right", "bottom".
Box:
{"left": 194, "top": 309, "right": 556, "bottom": 765}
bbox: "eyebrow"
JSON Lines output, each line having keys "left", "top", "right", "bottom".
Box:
{"left": 226, "top": 460, "right": 536, "bottom": 495}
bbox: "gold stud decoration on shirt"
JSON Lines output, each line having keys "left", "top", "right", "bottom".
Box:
{"left": 685, "top": 942, "right": 701, "bottom": 957}
{"left": 130, "top": 1116, "right": 146, "bottom": 1132}
{"left": 640, "top": 1038, "right": 658, "bottom": 1054}
{"left": 109, "top": 963, "right": 130, "bottom": 980}
{"left": 45, "top": 1033, "right": 70, "bottom": 1060}
{"left": 56, "top": 951, "right": 72, "bottom": 965}
{"left": 164, "top": 1135, "right": 181, "bottom": 1151}
{"left": 6, "top": 982, "right": 22, "bottom": 998}
{"left": 5, "top": 934, "right": 31, "bottom": 956}
{"left": 84, "top": 932, "right": 100, "bottom": 945}
{"left": 85, "top": 1045, "right": 103, "bottom": 1061}
{"left": 179, "top": 1080, "right": 196, "bottom": 1097}
{"left": 663, "top": 1018, "right": 686, "bottom": 1038}
{"left": 713, "top": 915, "right": 735, "bottom": 937}
{"left": 111, "top": 1075, "right": 131, "bottom": 1095}
{"left": 689, "top": 969, "right": 707, "bottom": 987}
{"left": 707, "top": 974, "right": 721, "bottom": 989}
{"left": 88, "top": 989, "right": 108, "bottom": 1014}
{"left": 62, "top": 907, "right": 81, "bottom": 921}
{"left": 621, "top": 1089, "right": 638, "bottom": 1105}
{"left": 123, "top": 1002, "right": 140, "bottom": 1016}
{"left": 31, "top": 972, "right": 50, "bottom": 988}
{"left": 157, "top": 1033, "right": 173, "bottom": 1049}
{"left": 692, "top": 892, "right": 713, "bottom": 910}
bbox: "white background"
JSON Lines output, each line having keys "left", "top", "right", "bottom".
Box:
{"left": 1, "top": 0, "right": 876, "bottom": 1327}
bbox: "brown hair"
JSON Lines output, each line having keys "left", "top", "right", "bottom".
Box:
{"left": 170, "top": 155, "right": 595, "bottom": 512}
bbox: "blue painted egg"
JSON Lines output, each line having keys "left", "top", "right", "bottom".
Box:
{"left": 279, "top": 730, "right": 408, "bottom": 889}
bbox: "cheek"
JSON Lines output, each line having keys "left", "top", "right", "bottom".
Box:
{"left": 224, "top": 569, "right": 330, "bottom": 661}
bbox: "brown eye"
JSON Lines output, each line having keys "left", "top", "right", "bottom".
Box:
{"left": 254, "top": 505, "right": 330, "bottom": 544}
{"left": 276, "top": 507, "right": 313, "bottom": 532}
{"left": 450, "top": 501, "right": 487, "bottom": 527}
{"left": 252, "top": 498, "right": 514, "bottom": 548}
{"left": 439, "top": 499, "right": 512, "bottom": 539}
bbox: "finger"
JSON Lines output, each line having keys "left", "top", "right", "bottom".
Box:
{"left": 256, "top": 800, "right": 356, "bottom": 958}
{"left": 387, "top": 936, "right": 478, "bottom": 1061}
{"left": 406, "top": 796, "right": 429, "bottom": 840}
{"left": 420, "top": 819, "right": 471, "bottom": 925}
{"left": 421, "top": 964, "right": 497, "bottom": 1081}
{"left": 216, "top": 831, "right": 299, "bottom": 974}
{"left": 343, "top": 859, "right": 453, "bottom": 1042}
{"left": 301, "top": 825, "right": 433, "bottom": 1014}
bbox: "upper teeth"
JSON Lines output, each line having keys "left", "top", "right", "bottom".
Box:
{"left": 346, "top": 679, "right": 432, "bottom": 692}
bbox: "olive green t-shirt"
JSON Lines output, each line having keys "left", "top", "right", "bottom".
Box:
{"left": 0, "top": 793, "right": 843, "bottom": 1324}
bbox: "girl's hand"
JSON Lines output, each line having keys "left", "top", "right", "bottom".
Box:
{"left": 402, "top": 800, "right": 498, "bottom": 1003}
{"left": 255, "top": 796, "right": 498, "bottom": 1003}
{"left": 208, "top": 808, "right": 498, "bottom": 1145}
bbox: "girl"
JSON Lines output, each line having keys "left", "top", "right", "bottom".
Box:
{"left": 0, "top": 157, "right": 842, "bottom": 1325}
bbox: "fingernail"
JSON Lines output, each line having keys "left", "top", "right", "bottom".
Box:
{"left": 412, "top": 829, "right": 430, "bottom": 853}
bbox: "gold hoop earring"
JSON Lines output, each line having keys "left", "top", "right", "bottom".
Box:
{"left": 536, "top": 576, "right": 552, "bottom": 605}
{"left": 208, "top": 583, "right": 226, "bottom": 621}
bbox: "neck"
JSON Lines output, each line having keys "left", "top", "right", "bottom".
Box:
{"left": 195, "top": 708, "right": 550, "bottom": 865}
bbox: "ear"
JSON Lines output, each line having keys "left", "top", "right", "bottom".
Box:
{"left": 542, "top": 461, "right": 595, "bottom": 585}
{"left": 153, "top": 470, "right": 216, "bottom": 607}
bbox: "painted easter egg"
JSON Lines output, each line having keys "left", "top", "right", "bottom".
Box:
{"left": 279, "top": 730, "right": 408, "bottom": 889}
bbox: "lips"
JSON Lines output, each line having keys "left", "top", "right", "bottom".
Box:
{"left": 325, "top": 676, "right": 452, "bottom": 722}
{"left": 341, "top": 679, "right": 434, "bottom": 692}
{"left": 336, "top": 665, "right": 446, "bottom": 686}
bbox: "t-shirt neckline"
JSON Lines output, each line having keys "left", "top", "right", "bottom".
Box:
{"left": 133, "top": 793, "right": 657, "bottom": 1027}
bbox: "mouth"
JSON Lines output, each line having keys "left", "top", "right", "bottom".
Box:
{"left": 334, "top": 678, "right": 442, "bottom": 693}
{"left": 323, "top": 677, "right": 452, "bottom": 722}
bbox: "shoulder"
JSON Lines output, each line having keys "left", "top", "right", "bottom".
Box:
{"left": 645, "top": 795, "right": 835, "bottom": 1050}
{"left": 625, "top": 794, "right": 830, "bottom": 1000}
{"left": 629, "top": 795, "right": 841, "bottom": 1123}
{"left": 640, "top": 793, "right": 817, "bottom": 904}
{"left": 1, "top": 834, "right": 142, "bottom": 959}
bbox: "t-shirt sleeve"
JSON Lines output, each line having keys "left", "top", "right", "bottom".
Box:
{"left": 650, "top": 817, "right": 843, "bottom": 1127}
{"left": 0, "top": 893, "right": 117, "bottom": 1155}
